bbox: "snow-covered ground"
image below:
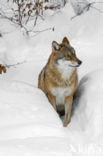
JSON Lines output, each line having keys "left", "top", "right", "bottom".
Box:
{"left": 0, "top": 1, "right": 103, "bottom": 155}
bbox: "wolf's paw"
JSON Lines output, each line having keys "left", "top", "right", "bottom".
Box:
{"left": 63, "top": 119, "right": 70, "bottom": 127}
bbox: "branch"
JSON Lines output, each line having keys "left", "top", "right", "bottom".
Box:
{"left": 71, "top": 1, "right": 103, "bottom": 20}
{"left": 34, "top": 15, "right": 38, "bottom": 26}
{"left": 4, "top": 60, "right": 27, "bottom": 68}
{"left": 90, "top": 6, "right": 103, "bottom": 13}
{"left": 29, "top": 27, "right": 54, "bottom": 37}
{"left": 0, "top": 9, "right": 20, "bottom": 25}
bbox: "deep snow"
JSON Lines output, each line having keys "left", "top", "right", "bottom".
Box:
{"left": 0, "top": 1, "right": 103, "bottom": 156}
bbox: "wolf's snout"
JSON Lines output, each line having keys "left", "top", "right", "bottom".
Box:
{"left": 78, "top": 60, "right": 82, "bottom": 65}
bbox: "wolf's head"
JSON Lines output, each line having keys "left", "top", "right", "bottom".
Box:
{"left": 52, "top": 37, "right": 82, "bottom": 68}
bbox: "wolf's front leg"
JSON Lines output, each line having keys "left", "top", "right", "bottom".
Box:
{"left": 64, "top": 96, "right": 73, "bottom": 127}
{"left": 47, "top": 93, "right": 57, "bottom": 111}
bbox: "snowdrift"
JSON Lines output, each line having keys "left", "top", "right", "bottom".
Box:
{"left": 0, "top": 79, "right": 63, "bottom": 141}
{"left": 72, "top": 70, "right": 103, "bottom": 142}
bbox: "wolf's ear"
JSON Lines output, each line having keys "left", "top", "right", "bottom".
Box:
{"left": 62, "top": 37, "right": 70, "bottom": 45}
{"left": 52, "top": 41, "right": 60, "bottom": 51}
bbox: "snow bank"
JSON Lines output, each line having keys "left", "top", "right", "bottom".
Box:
{"left": 0, "top": 79, "right": 63, "bottom": 141}
{"left": 72, "top": 70, "right": 103, "bottom": 142}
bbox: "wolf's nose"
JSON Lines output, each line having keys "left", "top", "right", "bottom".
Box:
{"left": 78, "top": 60, "right": 82, "bottom": 65}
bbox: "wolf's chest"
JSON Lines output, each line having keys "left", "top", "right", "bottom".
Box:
{"left": 51, "top": 86, "right": 73, "bottom": 105}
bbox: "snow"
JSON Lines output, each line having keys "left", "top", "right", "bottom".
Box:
{"left": 0, "top": 1, "right": 103, "bottom": 155}
{"left": 70, "top": 0, "right": 89, "bottom": 15}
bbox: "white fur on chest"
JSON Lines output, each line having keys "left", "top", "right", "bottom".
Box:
{"left": 56, "top": 59, "right": 75, "bottom": 79}
{"left": 51, "top": 86, "right": 73, "bottom": 105}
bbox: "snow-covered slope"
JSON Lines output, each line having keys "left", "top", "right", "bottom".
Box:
{"left": 74, "top": 70, "right": 103, "bottom": 140}
{"left": 0, "top": 1, "right": 103, "bottom": 156}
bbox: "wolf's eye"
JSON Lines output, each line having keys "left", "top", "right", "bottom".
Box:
{"left": 66, "top": 55, "right": 71, "bottom": 60}
{"left": 58, "top": 53, "right": 64, "bottom": 59}
{"left": 72, "top": 50, "right": 75, "bottom": 54}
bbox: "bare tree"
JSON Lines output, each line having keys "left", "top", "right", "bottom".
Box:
{"left": 0, "top": 0, "right": 62, "bottom": 36}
